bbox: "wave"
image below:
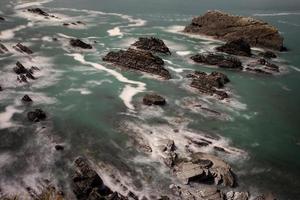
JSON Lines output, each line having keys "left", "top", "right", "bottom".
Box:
{"left": 107, "top": 27, "right": 124, "bottom": 37}
{"left": 278, "top": 20, "right": 300, "bottom": 27}
{"left": 290, "top": 66, "right": 300, "bottom": 72}
{"left": 253, "top": 12, "right": 300, "bottom": 17}
{"left": 0, "top": 105, "right": 22, "bottom": 130}
{"left": 67, "top": 53, "right": 146, "bottom": 110}
{"left": 14, "top": 0, "right": 54, "bottom": 9}
{"left": 0, "top": 22, "right": 33, "bottom": 40}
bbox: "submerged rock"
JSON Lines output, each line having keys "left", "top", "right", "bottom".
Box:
{"left": 132, "top": 37, "right": 171, "bottom": 55}
{"left": 13, "top": 43, "right": 33, "bottom": 54}
{"left": 70, "top": 39, "right": 92, "bottom": 49}
{"left": 103, "top": 48, "right": 171, "bottom": 79}
{"left": 187, "top": 71, "right": 230, "bottom": 99}
{"left": 143, "top": 93, "right": 166, "bottom": 106}
{"left": 27, "top": 109, "right": 46, "bottom": 122}
{"left": 27, "top": 8, "right": 50, "bottom": 16}
{"left": 184, "top": 10, "right": 284, "bottom": 50}
{"left": 0, "top": 42, "right": 9, "bottom": 54}
{"left": 216, "top": 38, "right": 252, "bottom": 57}
{"left": 22, "top": 94, "right": 33, "bottom": 102}
{"left": 191, "top": 53, "right": 242, "bottom": 69}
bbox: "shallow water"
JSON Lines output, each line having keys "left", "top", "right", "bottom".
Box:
{"left": 0, "top": 0, "right": 300, "bottom": 199}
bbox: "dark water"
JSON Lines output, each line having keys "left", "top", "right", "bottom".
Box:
{"left": 0, "top": 0, "right": 300, "bottom": 199}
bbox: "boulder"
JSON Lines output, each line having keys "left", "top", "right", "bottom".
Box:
{"left": 22, "top": 95, "right": 33, "bottom": 102}
{"left": 103, "top": 48, "right": 171, "bottom": 79}
{"left": 216, "top": 38, "right": 252, "bottom": 57}
{"left": 0, "top": 16, "right": 5, "bottom": 21}
{"left": 187, "top": 71, "right": 230, "bottom": 100}
{"left": 27, "top": 8, "right": 50, "bottom": 16}
{"left": 13, "top": 43, "right": 33, "bottom": 54}
{"left": 0, "top": 43, "right": 9, "bottom": 54}
{"left": 174, "top": 152, "right": 235, "bottom": 187}
{"left": 258, "top": 51, "right": 277, "bottom": 59}
{"left": 70, "top": 39, "right": 92, "bottom": 49}
{"left": 132, "top": 37, "right": 171, "bottom": 55}
{"left": 27, "top": 109, "right": 46, "bottom": 122}
{"left": 191, "top": 53, "right": 242, "bottom": 69}
{"left": 54, "top": 144, "right": 64, "bottom": 151}
{"left": 143, "top": 93, "right": 166, "bottom": 106}
{"left": 226, "top": 191, "right": 249, "bottom": 200}
{"left": 184, "top": 10, "right": 284, "bottom": 50}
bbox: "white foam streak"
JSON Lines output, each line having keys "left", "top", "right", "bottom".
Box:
{"left": 15, "top": 0, "right": 53, "bottom": 9}
{"left": 0, "top": 106, "right": 22, "bottom": 130}
{"left": 67, "top": 53, "right": 146, "bottom": 110}
{"left": 0, "top": 22, "right": 33, "bottom": 40}
{"left": 253, "top": 12, "right": 300, "bottom": 17}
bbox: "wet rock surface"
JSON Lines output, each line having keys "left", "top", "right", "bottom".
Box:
{"left": 70, "top": 39, "right": 92, "bottom": 49}
{"left": 226, "top": 191, "right": 249, "bottom": 200}
{"left": 187, "top": 71, "right": 230, "bottom": 99}
{"left": 259, "top": 51, "right": 277, "bottom": 59}
{"left": 191, "top": 53, "right": 242, "bottom": 69}
{"left": 216, "top": 38, "right": 252, "bottom": 57}
{"left": 0, "top": 42, "right": 9, "bottom": 54}
{"left": 132, "top": 37, "right": 171, "bottom": 55}
{"left": 143, "top": 93, "right": 166, "bottom": 106}
{"left": 27, "top": 8, "right": 50, "bottom": 16}
{"left": 27, "top": 109, "right": 47, "bottom": 122}
{"left": 13, "top": 43, "right": 33, "bottom": 54}
{"left": 103, "top": 48, "right": 171, "bottom": 79}
{"left": 14, "top": 61, "right": 37, "bottom": 82}
{"left": 184, "top": 10, "right": 284, "bottom": 50}
{"left": 22, "top": 94, "right": 33, "bottom": 102}
{"left": 246, "top": 58, "right": 280, "bottom": 74}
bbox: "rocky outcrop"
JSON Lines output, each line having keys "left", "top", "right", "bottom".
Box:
{"left": 14, "top": 62, "right": 36, "bottom": 82}
{"left": 132, "top": 37, "right": 171, "bottom": 55}
{"left": 70, "top": 39, "right": 92, "bottom": 49}
{"left": 0, "top": 43, "right": 9, "bottom": 54}
{"left": 143, "top": 93, "right": 166, "bottom": 106}
{"left": 187, "top": 71, "right": 230, "bottom": 99}
{"left": 27, "top": 109, "right": 46, "bottom": 122}
{"left": 216, "top": 38, "right": 252, "bottom": 57}
{"left": 27, "top": 8, "right": 50, "bottom": 16}
{"left": 22, "top": 95, "right": 33, "bottom": 102}
{"left": 246, "top": 58, "right": 279, "bottom": 74}
{"left": 103, "top": 48, "right": 171, "bottom": 79}
{"left": 13, "top": 43, "right": 33, "bottom": 54}
{"left": 72, "top": 157, "right": 129, "bottom": 200}
{"left": 191, "top": 53, "right": 242, "bottom": 69}
{"left": 174, "top": 152, "right": 235, "bottom": 187}
{"left": 258, "top": 51, "right": 277, "bottom": 59}
{"left": 184, "top": 10, "right": 284, "bottom": 50}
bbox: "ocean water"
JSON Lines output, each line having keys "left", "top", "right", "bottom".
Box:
{"left": 0, "top": 0, "right": 300, "bottom": 199}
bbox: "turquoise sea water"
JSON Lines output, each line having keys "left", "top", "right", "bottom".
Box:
{"left": 0, "top": 0, "right": 300, "bottom": 199}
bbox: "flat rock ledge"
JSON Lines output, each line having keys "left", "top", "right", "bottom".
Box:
{"left": 132, "top": 37, "right": 171, "bottom": 55}
{"left": 191, "top": 53, "right": 242, "bottom": 69}
{"left": 184, "top": 10, "right": 284, "bottom": 51}
{"left": 103, "top": 48, "right": 171, "bottom": 79}
{"left": 143, "top": 93, "right": 166, "bottom": 106}
{"left": 187, "top": 71, "right": 230, "bottom": 100}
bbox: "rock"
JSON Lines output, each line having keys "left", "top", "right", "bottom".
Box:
{"left": 245, "top": 67, "right": 271, "bottom": 75}
{"left": 13, "top": 43, "right": 33, "bottom": 54}
{"left": 22, "top": 95, "right": 33, "bottom": 102}
{"left": 27, "top": 109, "right": 46, "bottom": 122}
{"left": 72, "top": 157, "right": 115, "bottom": 200}
{"left": 103, "top": 48, "right": 171, "bottom": 79}
{"left": 226, "top": 191, "right": 249, "bottom": 200}
{"left": 0, "top": 16, "right": 5, "bottom": 21}
{"left": 216, "top": 38, "right": 252, "bottom": 57}
{"left": 191, "top": 53, "right": 242, "bottom": 69}
{"left": 63, "top": 23, "right": 70, "bottom": 26}
{"left": 143, "top": 93, "right": 166, "bottom": 106}
{"left": 246, "top": 58, "right": 279, "bottom": 73}
{"left": 254, "top": 193, "right": 276, "bottom": 200}
{"left": 13, "top": 62, "right": 36, "bottom": 80}
{"left": 0, "top": 42, "right": 9, "bottom": 54}
{"left": 17, "top": 74, "right": 28, "bottom": 83}
{"left": 214, "top": 146, "right": 228, "bottom": 153}
{"left": 14, "top": 61, "right": 28, "bottom": 74}
{"left": 184, "top": 10, "right": 284, "bottom": 50}
{"left": 70, "top": 39, "right": 92, "bottom": 49}
{"left": 174, "top": 152, "right": 235, "bottom": 187}
{"left": 54, "top": 144, "right": 64, "bottom": 151}
{"left": 132, "top": 37, "right": 171, "bottom": 55}
{"left": 27, "top": 8, "right": 50, "bottom": 16}
{"left": 187, "top": 71, "right": 230, "bottom": 100}
{"left": 259, "top": 51, "right": 277, "bottom": 59}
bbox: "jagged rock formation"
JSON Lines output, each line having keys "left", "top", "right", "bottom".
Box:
{"left": 191, "top": 53, "right": 242, "bottom": 69}
{"left": 13, "top": 61, "right": 37, "bottom": 83}
{"left": 13, "top": 43, "right": 33, "bottom": 54}
{"left": 22, "top": 94, "right": 33, "bottom": 102}
{"left": 103, "top": 48, "right": 171, "bottom": 79}
{"left": 27, "top": 8, "right": 50, "bottom": 16}
{"left": 132, "top": 37, "right": 171, "bottom": 55}
{"left": 184, "top": 10, "right": 284, "bottom": 51}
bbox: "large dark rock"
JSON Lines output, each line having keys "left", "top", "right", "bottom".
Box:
{"left": 191, "top": 53, "right": 242, "bottom": 69}
{"left": 0, "top": 43, "right": 9, "bottom": 54}
{"left": 143, "top": 93, "right": 166, "bottom": 106}
{"left": 13, "top": 62, "right": 36, "bottom": 80}
{"left": 0, "top": 16, "right": 5, "bottom": 21}
{"left": 27, "top": 109, "right": 46, "bottom": 122}
{"left": 22, "top": 94, "right": 33, "bottom": 102}
{"left": 184, "top": 10, "right": 284, "bottom": 51}
{"left": 103, "top": 48, "right": 171, "bottom": 79}
{"left": 216, "top": 38, "right": 252, "bottom": 57}
{"left": 70, "top": 39, "right": 92, "bottom": 49}
{"left": 132, "top": 37, "right": 171, "bottom": 55}
{"left": 14, "top": 61, "right": 28, "bottom": 74}
{"left": 13, "top": 43, "right": 33, "bottom": 54}
{"left": 187, "top": 71, "right": 230, "bottom": 100}
{"left": 27, "top": 8, "right": 50, "bottom": 16}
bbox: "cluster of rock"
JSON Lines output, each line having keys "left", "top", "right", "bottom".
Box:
{"left": 186, "top": 71, "right": 230, "bottom": 99}
{"left": 13, "top": 61, "right": 39, "bottom": 83}
{"left": 132, "top": 37, "right": 171, "bottom": 55}
{"left": 184, "top": 10, "right": 285, "bottom": 51}
{"left": 103, "top": 47, "right": 171, "bottom": 79}
{"left": 27, "top": 8, "right": 58, "bottom": 19}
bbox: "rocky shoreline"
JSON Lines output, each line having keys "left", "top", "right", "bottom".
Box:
{"left": 0, "top": 5, "right": 287, "bottom": 200}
